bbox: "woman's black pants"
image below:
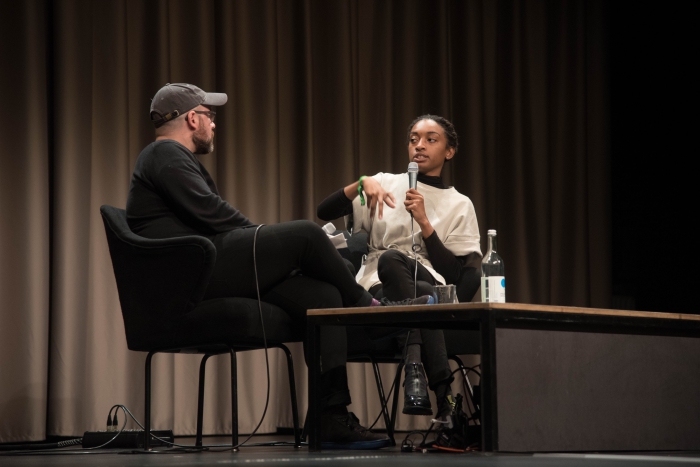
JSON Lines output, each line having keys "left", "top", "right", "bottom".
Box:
{"left": 373, "top": 249, "right": 454, "bottom": 389}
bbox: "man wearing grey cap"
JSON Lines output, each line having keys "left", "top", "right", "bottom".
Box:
{"left": 126, "top": 83, "right": 429, "bottom": 449}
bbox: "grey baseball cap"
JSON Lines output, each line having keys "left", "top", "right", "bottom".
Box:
{"left": 150, "top": 83, "right": 227, "bottom": 128}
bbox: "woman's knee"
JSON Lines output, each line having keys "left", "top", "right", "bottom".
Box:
{"left": 377, "top": 249, "right": 410, "bottom": 275}
{"left": 416, "top": 280, "right": 435, "bottom": 297}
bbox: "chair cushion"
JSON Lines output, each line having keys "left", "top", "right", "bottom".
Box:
{"left": 172, "top": 297, "right": 304, "bottom": 350}
{"left": 125, "top": 297, "right": 304, "bottom": 352}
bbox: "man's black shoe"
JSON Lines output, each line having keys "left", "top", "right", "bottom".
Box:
{"left": 380, "top": 295, "right": 435, "bottom": 306}
{"left": 320, "top": 411, "right": 391, "bottom": 450}
{"left": 402, "top": 363, "right": 433, "bottom": 415}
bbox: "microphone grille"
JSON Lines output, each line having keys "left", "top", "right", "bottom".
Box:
{"left": 408, "top": 162, "right": 419, "bottom": 173}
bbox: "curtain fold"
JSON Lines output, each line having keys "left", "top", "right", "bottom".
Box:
{"left": 0, "top": 0, "right": 51, "bottom": 443}
{"left": 0, "top": 0, "right": 608, "bottom": 441}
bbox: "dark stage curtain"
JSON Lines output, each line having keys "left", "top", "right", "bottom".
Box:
{"left": 0, "top": 0, "right": 608, "bottom": 441}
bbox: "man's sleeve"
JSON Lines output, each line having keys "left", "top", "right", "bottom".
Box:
{"left": 154, "top": 155, "right": 253, "bottom": 234}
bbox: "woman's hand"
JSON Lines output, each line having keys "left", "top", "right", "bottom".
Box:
{"left": 405, "top": 189, "right": 434, "bottom": 237}
{"left": 363, "top": 177, "right": 396, "bottom": 219}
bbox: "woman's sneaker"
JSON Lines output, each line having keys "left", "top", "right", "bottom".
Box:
{"left": 320, "top": 411, "right": 391, "bottom": 450}
{"left": 380, "top": 295, "right": 435, "bottom": 306}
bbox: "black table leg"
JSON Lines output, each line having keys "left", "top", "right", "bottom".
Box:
{"left": 479, "top": 314, "right": 498, "bottom": 451}
{"left": 307, "top": 321, "right": 322, "bottom": 451}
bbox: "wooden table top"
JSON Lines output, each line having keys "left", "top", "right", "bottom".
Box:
{"left": 308, "top": 302, "right": 700, "bottom": 322}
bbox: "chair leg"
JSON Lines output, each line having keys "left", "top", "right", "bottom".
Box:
{"left": 229, "top": 348, "right": 239, "bottom": 451}
{"left": 389, "top": 362, "right": 403, "bottom": 437}
{"left": 277, "top": 344, "right": 302, "bottom": 448}
{"left": 450, "top": 355, "right": 479, "bottom": 417}
{"left": 196, "top": 354, "right": 212, "bottom": 447}
{"left": 370, "top": 358, "right": 395, "bottom": 446}
{"left": 301, "top": 411, "right": 308, "bottom": 442}
{"left": 144, "top": 352, "right": 156, "bottom": 451}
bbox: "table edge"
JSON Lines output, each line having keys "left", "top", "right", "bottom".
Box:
{"left": 307, "top": 302, "right": 700, "bottom": 321}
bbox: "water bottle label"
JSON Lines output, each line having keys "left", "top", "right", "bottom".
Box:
{"left": 481, "top": 276, "right": 506, "bottom": 303}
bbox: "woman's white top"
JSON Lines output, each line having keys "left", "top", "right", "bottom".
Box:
{"left": 350, "top": 172, "right": 481, "bottom": 290}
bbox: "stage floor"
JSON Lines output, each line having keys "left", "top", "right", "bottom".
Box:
{"left": 2, "top": 435, "right": 700, "bottom": 467}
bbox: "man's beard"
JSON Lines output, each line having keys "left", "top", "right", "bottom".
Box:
{"left": 192, "top": 129, "right": 214, "bottom": 155}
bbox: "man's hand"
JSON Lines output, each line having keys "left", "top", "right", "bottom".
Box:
{"left": 363, "top": 177, "right": 396, "bottom": 220}
{"left": 405, "top": 189, "right": 434, "bottom": 237}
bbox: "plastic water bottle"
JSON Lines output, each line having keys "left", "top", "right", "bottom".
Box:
{"left": 481, "top": 229, "right": 506, "bottom": 303}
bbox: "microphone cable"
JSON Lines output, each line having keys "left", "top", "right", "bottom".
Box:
{"left": 157, "top": 224, "right": 275, "bottom": 453}
{"left": 146, "top": 223, "right": 275, "bottom": 452}
{"left": 213, "top": 223, "right": 272, "bottom": 451}
{"left": 407, "top": 162, "right": 421, "bottom": 299}
{"left": 141, "top": 223, "right": 275, "bottom": 453}
{"left": 410, "top": 216, "right": 420, "bottom": 299}
{"left": 137, "top": 223, "right": 274, "bottom": 453}
{"left": 247, "top": 223, "right": 272, "bottom": 445}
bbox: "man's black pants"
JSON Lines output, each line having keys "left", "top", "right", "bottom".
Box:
{"left": 204, "top": 220, "right": 374, "bottom": 407}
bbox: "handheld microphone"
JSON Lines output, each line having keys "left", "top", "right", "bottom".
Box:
{"left": 407, "top": 163, "right": 420, "bottom": 298}
{"left": 407, "top": 162, "right": 419, "bottom": 219}
{"left": 408, "top": 162, "right": 418, "bottom": 190}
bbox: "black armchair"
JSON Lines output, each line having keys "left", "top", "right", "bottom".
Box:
{"left": 100, "top": 205, "right": 303, "bottom": 450}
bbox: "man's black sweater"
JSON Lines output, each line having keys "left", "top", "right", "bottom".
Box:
{"left": 126, "top": 140, "right": 253, "bottom": 239}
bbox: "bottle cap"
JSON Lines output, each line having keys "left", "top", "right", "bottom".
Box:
{"left": 488, "top": 229, "right": 497, "bottom": 235}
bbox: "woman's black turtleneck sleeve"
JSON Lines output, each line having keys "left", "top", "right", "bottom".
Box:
{"left": 414, "top": 173, "right": 474, "bottom": 284}
{"left": 423, "top": 231, "right": 464, "bottom": 284}
{"left": 317, "top": 188, "right": 353, "bottom": 221}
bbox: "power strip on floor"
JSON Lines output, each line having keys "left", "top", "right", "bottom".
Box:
{"left": 82, "top": 429, "right": 174, "bottom": 448}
